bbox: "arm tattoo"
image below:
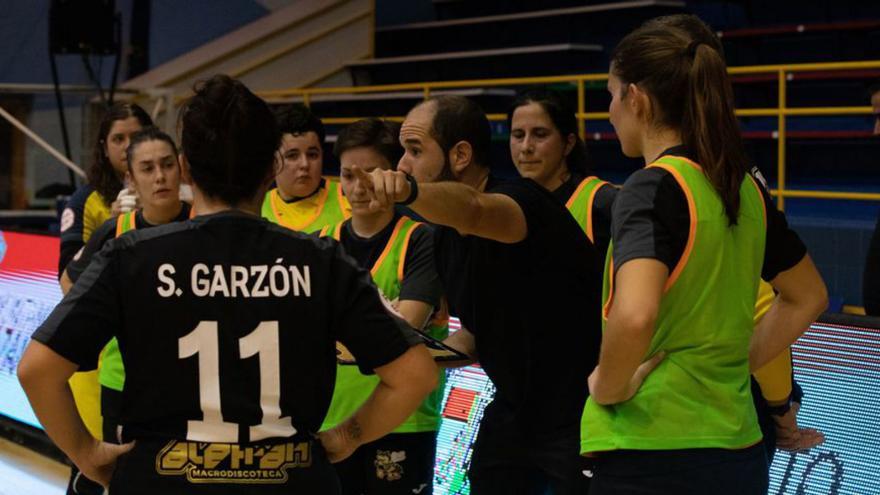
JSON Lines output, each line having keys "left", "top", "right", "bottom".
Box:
{"left": 346, "top": 418, "right": 363, "bottom": 442}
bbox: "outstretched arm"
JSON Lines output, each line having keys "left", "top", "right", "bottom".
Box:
{"left": 353, "top": 168, "right": 527, "bottom": 244}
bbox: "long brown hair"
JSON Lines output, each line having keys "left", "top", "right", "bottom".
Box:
{"left": 611, "top": 20, "right": 748, "bottom": 225}
{"left": 87, "top": 103, "right": 153, "bottom": 205}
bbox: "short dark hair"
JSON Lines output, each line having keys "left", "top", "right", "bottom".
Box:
{"left": 88, "top": 102, "right": 153, "bottom": 204}
{"left": 275, "top": 103, "right": 325, "bottom": 143}
{"left": 508, "top": 87, "right": 590, "bottom": 175}
{"left": 126, "top": 127, "right": 179, "bottom": 169}
{"left": 869, "top": 80, "right": 880, "bottom": 97}
{"left": 422, "top": 95, "right": 491, "bottom": 168}
{"left": 180, "top": 75, "right": 280, "bottom": 205}
{"left": 334, "top": 118, "right": 403, "bottom": 168}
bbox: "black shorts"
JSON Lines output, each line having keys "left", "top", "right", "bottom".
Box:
{"left": 751, "top": 377, "right": 778, "bottom": 465}
{"left": 332, "top": 431, "right": 436, "bottom": 495}
{"left": 67, "top": 465, "right": 104, "bottom": 495}
{"left": 108, "top": 437, "right": 340, "bottom": 494}
{"left": 101, "top": 385, "right": 123, "bottom": 444}
{"left": 588, "top": 443, "right": 768, "bottom": 495}
{"left": 467, "top": 411, "right": 590, "bottom": 495}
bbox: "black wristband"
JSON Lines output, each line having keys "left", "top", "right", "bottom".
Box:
{"left": 397, "top": 173, "right": 419, "bottom": 206}
{"left": 766, "top": 397, "right": 793, "bottom": 416}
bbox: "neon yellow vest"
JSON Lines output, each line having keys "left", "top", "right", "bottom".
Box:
{"left": 565, "top": 176, "right": 609, "bottom": 243}
{"left": 581, "top": 155, "right": 767, "bottom": 453}
{"left": 261, "top": 179, "right": 350, "bottom": 233}
{"left": 319, "top": 216, "right": 448, "bottom": 433}
{"left": 94, "top": 211, "right": 138, "bottom": 393}
{"left": 752, "top": 281, "right": 793, "bottom": 403}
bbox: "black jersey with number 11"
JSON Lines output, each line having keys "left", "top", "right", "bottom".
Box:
{"left": 33, "top": 211, "right": 415, "bottom": 491}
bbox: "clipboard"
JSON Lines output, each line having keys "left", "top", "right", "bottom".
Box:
{"left": 336, "top": 328, "right": 469, "bottom": 365}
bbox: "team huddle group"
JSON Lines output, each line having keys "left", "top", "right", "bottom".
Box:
{"left": 17, "top": 14, "right": 829, "bottom": 495}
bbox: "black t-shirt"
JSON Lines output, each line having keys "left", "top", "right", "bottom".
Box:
{"left": 66, "top": 204, "right": 192, "bottom": 283}
{"left": 33, "top": 211, "right": 416, "bottom": 443}
{"left": 552, "top": 173, "right": 618, "bottom": 260}
{"left": 337, "top": 213, "right": 441, "bottom": 308}
{"left": 434, "top": 177, "right": 602, "bottom": 440}
{"left": 612, "top": 146, "right": 807, "bottom": 280}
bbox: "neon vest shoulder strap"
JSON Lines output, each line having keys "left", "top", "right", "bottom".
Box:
{"left": 565, "top": 176, "right": 608, "bottom": 242}
{"left": 322, "top": 216, "right": 447, "bottom": 434}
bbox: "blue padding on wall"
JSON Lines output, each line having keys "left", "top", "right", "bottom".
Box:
{"left": 788, "top": 212, "right": 877, "bottom": 306}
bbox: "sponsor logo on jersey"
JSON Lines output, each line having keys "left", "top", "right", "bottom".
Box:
{"left": 375, "top": 450, "right": 406, "bottom": 481}
{"left": 60, "top": 208, "right": 75, "bottom": 232}
{"left": 156, "top": 440, "right": 312, "bottom": 484}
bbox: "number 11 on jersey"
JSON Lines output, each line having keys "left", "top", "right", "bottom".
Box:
{"left": 179, "top": 321, "right": 297, "bottom": 443}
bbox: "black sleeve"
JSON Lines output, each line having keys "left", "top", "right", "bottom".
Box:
{"left": 491, "top": 178, "right": 589, "bottom": 246}
{"left": 490, "top": 179, "right": 552, "bottom": 242}
{"left": 611, "top": 168, "right": 689, "bottom": 272}
{"left": 66, "top": 219, "right": 116, "bottom": 283}
{"left": 58, "top": 187, "right": 91, "bottom": 275}
{"left": 591, "top": 183, "right": 619, "bottom": 258}
{"left": 327, "top": 240, "right": 421, "bottom": 374}
{"left": 753, "top": 178, "right": 807, "bottom": 281}
{"left": 791, "top": 380, "right": 804, "bottom": 403}
{"left": 399, "top": 225, "right": 442, "bottom": 308}
{"left": 31, "top": 245, "right": 121, "bottom": 370}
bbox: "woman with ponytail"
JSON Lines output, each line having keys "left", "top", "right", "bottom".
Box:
{"left": 580, "top": 16, "right": 828, "bottom": 494}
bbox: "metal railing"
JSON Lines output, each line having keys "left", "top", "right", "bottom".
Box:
{"left": 0, "top": 83, "right": 175, "bottom": 182}
{"left": 259, "top": 60, "right": 880, "bottom": 211}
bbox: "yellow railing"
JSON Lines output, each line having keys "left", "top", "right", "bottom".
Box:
{"left": 259, "top": 60, "right": 880, "bottom": 211}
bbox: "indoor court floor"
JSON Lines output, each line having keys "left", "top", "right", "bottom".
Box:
{"left": 0, "top": 436, "right": 66, "bottom": 495}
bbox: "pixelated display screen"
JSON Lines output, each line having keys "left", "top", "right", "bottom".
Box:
{"left": 0, "top": 230, "right": 62, "bottom": 429}
{"left": 0, "top": 230, "right": 877, "bottom": 495}
{"left": 767, "top": 316, "right": 880, "bottom": 495}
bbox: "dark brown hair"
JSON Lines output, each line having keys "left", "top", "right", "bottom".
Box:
{"left": 612, "top": 18, "right": 748, "bottom": 225}
{"left": 179, "top": 75, "right": 280, "bottom": 205}
{"left": 643, "top": 14, "right": 723, "bottom": 54}
{"left": 275, "top": 103, "right": 326, "bottom": 143}
{"left": 421, "top": 95, "right": 491, "bottom": 168}
{"left": 334, "top": 118, "right": 403, "bottom": 168}
{"left": 508, "top": 87, "right": 589, "bottom": 175}
{"left": 125, "top": 126, "right": 179, "bottom": 169}
{"left": 88, "top": 102, "right": 152, "bottom": 204}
